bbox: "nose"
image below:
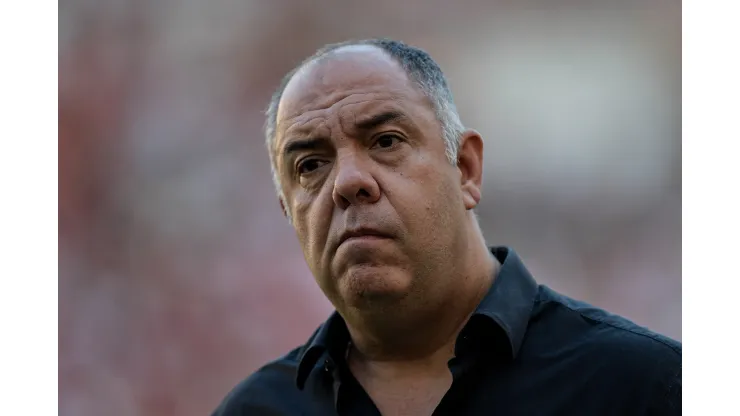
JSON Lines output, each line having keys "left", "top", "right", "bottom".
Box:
{"left": 332, "top": 153, "right": 381, "bottom": 210}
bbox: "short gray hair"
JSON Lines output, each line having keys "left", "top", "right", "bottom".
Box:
{"left": 265, "top": 38, "right": 465, "bottom": 217}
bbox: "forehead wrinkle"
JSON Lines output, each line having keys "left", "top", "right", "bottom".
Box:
{"left": 276, "top": 109, "right": 331, "bottom": 155}
{"left": 277, "top": 46, "right": 419, "bottom": 127}
{"left": 337, "top": 100, "right": 406, "bottom": 134}
{"left": 279, "top": 93, "right": 397, "bottom": 143}
{"left": 281, "top": 91, "right": 391, "bottom": 123}
{"left": 283, "top": 114, "right": 327, "bottom": 137}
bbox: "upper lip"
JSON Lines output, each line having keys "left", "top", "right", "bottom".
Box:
{"left": 338, "top": 228, "right": 392, "bottom": 246}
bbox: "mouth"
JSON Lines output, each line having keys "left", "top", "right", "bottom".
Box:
{"left": 338, "top": 228, "right": 393, "bottom": 247}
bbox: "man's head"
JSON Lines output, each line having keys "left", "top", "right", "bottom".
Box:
{"left": 266, "top": 39, "right": 466, "bottom": 208}
{"left": 265, "top": 39, "right": 487, "bottom": 318}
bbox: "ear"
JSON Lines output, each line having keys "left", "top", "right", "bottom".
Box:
{"left": 456, "top": 129, "right": 484, "bottom": 210}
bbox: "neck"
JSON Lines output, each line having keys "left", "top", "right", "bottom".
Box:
{"left": 344, "top": 228, "right": 498, "bottom": 368}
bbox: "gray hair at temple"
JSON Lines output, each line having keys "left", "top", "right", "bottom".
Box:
{"left": 264, "top": 38, "right": 466, "bottom": 220}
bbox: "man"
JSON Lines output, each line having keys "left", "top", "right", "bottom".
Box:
{"left": 213, "top": 38, "right": 681, "bottom": 415}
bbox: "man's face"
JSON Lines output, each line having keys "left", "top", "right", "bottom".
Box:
{"left": 274, "top": 46, "right": 481, "bottom": 313}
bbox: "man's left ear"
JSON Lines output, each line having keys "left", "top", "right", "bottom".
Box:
{"left": 456, "top": 129, "right": 484, "bottom": 210}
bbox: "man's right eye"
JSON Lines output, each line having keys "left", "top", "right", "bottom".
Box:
{"left": 297, "top": 159, "right": 327, "bottom": 175}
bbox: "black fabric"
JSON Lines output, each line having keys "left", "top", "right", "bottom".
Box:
{"left": 212, "top": 247, "right": 682, "bottom": 415}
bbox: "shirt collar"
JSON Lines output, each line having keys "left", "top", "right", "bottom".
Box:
{"left": 295, "top": 246, "right": 539, "bottom": 390}
{"left": 471, "top": 246, "right": 539, "bottom": 359}
{"left": 295, "top": 310, "right": 349, "bottom": 390}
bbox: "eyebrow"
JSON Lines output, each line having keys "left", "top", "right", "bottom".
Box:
{"left": 354, "top": 110, "right": 407, "bottom": 131}
{"left": 282, "top": 137, "right": 329, "bottom": 159}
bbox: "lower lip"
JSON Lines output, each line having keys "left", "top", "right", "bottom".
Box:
{"left": 342, "top": 235, "right": 389, "bottom": 245}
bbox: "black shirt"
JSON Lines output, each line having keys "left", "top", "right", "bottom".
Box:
{"left": 213, "top": 247, "right": 681, "bottom": 415}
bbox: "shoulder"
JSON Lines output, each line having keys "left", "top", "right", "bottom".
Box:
{"left": 533, "top": 286, "right": 681, "bottom": 411}
{"left": 528, "top": 286, "right": 682, "bottom": 415}
{"left": 211, "top": 347, "right": 303, "bottom": 416}
{"left": 535, "top": 285, "right": 681, "bottom": 357}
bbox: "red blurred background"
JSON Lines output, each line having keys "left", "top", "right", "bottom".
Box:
{"left": 59, "top": 1, "right": 680, "bottom": 415}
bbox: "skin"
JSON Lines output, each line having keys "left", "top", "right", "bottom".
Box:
{"left": 274, "top": 45, "right": 497, "bottom": 414}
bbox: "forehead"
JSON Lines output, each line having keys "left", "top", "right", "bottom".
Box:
{"left": 276, "top": 46, "right": 428, "bottom": 136}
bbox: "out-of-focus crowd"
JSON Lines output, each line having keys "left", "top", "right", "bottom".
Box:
{"left": 59, "top": 1, "right": 680, "bottom": 415}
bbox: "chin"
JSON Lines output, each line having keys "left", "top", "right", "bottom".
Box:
{"left": 340, "top": 264, "right": 412, "bottom": 305}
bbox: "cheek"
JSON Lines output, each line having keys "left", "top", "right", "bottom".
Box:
{"left": 292, "top": 188, "right": 334, "bottom": 261}
{"left": 393, "top": 160, "right": 460, "bottom": 228}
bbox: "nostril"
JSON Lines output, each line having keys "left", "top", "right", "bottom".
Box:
{"left": 357, "top": 189, "right": 371, "bottom": 198}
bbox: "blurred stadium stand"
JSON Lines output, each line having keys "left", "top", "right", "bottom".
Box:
{"left": 59, "top": 1, "right": 680, "bottom": 414}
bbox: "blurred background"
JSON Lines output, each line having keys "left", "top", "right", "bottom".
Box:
{"left": 59, "top": 0, "right": 681, "bottom": 415}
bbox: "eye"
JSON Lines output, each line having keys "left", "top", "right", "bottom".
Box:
{"left": 297, "top": 158, "right": 328, "bottom": 175}
{"left": 372, "top": 134, "right": 402, "bottom": 149}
